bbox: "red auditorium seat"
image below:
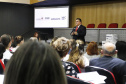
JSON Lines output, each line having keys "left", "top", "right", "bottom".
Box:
{"left": 122, "top": 23, "right": 126, "bottom": 28}
{"left": 87, "top": 24, "right": 95, "bottom": 28}
{"left": 97, "top": 23, "right": 106, "bottom": 28}
{"left": 108, "top": 23, "right": 118, "bottom": 28}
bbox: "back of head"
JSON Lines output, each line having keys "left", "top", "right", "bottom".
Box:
{"left": 86, "top": 41, "right": 99, "bottom": 55}
{"left": 69, "top": 40, "right": 85, "bottom": 68}
{"left": 0, "top": 43, "right": 6, "bottom": 59}
{"left": 70, "top": 40, "right": 84, "bottom": 56}
{"left": 30, "top": 37, "right": 38, "bottom": 41}
{"left": 1, "top": 34, "right": 11, "bottom": 49}
{"left": 15, "top": 36, "right": 24, "bottom": 45}
{"left": 116, "top": 41, "right": 126, "bottom": 60}
{"left": 50, "top": 36, "right": 60, "bottom": 46}
{"left": 52, "top": 37, "right": 70, "bottom": 58}
{"left": 4, "top": 41, "right": 67, "bottom": 84}
{"left": 102, "top": 42, "right": 116, "bottom": 56}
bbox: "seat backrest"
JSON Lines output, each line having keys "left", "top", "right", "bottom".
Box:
{"left": 108, "top": 23, "right": 118, "bottom": 28}
{"left": 85, "top": 66, "right": 117, "bottom": 84}
{"left": 122, "top": 23, "right": 126, "bottom": 28}
{"left": 87, "top": 24, "right": 95, "bottom": 28}
{"left": 65, "top": 61, "right": 81, "bottom": 73}
{"left": 97, "top": 23, "right": 106, "bottom": 28}
{"left": 67, "top": 75, "right": 92, "bottom": 84}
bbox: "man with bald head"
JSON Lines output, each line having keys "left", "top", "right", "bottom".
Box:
{"left": 90, "top": 42, "right": 126, "bottom": 84}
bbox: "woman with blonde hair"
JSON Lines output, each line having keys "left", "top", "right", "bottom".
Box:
{"left": 68, "top": 40, "right": 89, "bottom": 72}
{"left": 52, "top": 37, "right": 78, "bottom": 77}
{"left": 84, "top": 41, "right": 100, "bottom": 60}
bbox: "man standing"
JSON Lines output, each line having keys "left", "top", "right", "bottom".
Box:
{"left": 90, "top": 42, "right": 126, "bottom": 84}
{"left": 70, "top": 18, "right": 86, "bottom": 43}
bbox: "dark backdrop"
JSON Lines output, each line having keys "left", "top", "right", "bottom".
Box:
{"left": 0, "top": 2, "right": 34, "bottom": 37}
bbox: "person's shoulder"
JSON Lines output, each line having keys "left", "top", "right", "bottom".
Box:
{"left": 80, "top": 25, "right": 86, "bottom": 28}
{"left": 90, "top": 57, "right": 100, "bottom": 62}
{"left": 112, "top": 57, "right": 125, "bottom": 63}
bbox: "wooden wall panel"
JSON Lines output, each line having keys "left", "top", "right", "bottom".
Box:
{"left": 70, "top": 2, "right": 126, "bottom": 28}
{"left": 30, "top": 0, "right": 45, "bottom": 4}
{"left": 124, "top": 3, "right": 126, "bottom": 24}
{"left": 96, "top": 4, "right": 107, "bottom": 27}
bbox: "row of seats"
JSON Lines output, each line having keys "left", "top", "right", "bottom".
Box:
{"left": 87, "top": 23, "right": 126, "bottom": 28}
{"left": 67, "top": 62, "right": 126, "bottom": 84}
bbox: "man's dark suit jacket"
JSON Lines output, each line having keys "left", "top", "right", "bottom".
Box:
{"left": 90, "top": 56, "right": 126, "bottom": 84}
{"left": 71, "top": 25, "right": 86, "bottom": 42}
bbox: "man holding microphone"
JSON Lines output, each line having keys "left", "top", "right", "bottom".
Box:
{"left": 70, "top": 18, "right": 86, "bottom": 43}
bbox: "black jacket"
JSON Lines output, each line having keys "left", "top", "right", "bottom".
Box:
{"left": 90, "top": 56, "right": 126, "bottom": 84}
{"left": 70, "top": 25, "right": 86, "bottom": 42}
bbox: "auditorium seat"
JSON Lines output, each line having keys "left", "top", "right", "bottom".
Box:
{"left": 65, "top": 61, "right": 81, "bottom": 73}
{"left": 67, "top": 75, "right": 93, "bottom": 84}
{"left": 84, "top": 66, "right": 117, "bottom": 84}
{"left": 122, "top": 23, "right": 126, "bottom": 28}
{"left": 108, "top": 23, "right": 118, "bottom": 28}
{"left": 87, "top": 24, "right": 95, "bottom": 28}
{"left": 97, "top": 23, "right": 106, "bottom": 28}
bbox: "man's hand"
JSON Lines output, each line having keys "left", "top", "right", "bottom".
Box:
{"left": 71, "top": 32, "right": 74, "bottom": 35}
{"left": 74, "top": 32, "right": 78, "bottom": 35}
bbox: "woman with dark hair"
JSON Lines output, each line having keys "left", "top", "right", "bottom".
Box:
{"left": 84, "top": 41, "right": 100, "bottom": 60}
{"left": 52, "top": 37, "right": 78, "bottom": 78}
{"left": 1, "top": 34, "right": 12, "bottom": 62}
{"left": 116, "top": 41, "right": 126, "bottom": 61}
{"left": 33, "top": 32, "right": 40, "bottom": 41}
{"left": 68, "top": 40, "right": 89, "bottom": 72}
{"left": 4, "top": 41, "right": 67, "bottom": 84}
{"left": 11, "top": 35, "right": 24, "bottom": 52}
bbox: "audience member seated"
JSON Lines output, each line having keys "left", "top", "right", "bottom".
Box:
{"left": 11, "top": 35, "right": 24, "bottom": 52}
{"left": 68, "top": 40, "right": 89, "bottom": 72}
{"left": 116, "top": 41, "right": 126, "bottom": 61}
{"left": 10, "top": 35, "right": 16, "bottom": 48}
{"left": 0, "top": 34, "right": 12, "bottom": 63}
{"left": 33, "top": 32, "right": 40, "bottom": 41}
{"left": 30, "top": 37, "right": 38, "bottom": 41}
{"left": 52, "top": 37, "right": 78, "bottom": 78}
{"left": 84, "top": 41, "right": 100, "bottom": 60}
{"left": 0, "top": 43, "right": 6, "bottom": 74}
{"left": 90, "top": 42, "right": 126, "bottom": 84}
{"left": 63, "top": 39, "right": 76, "bottom": 61}
{"left": 4, "top": 41, "right": 67, "bottom": 84}
{"left": 50, "top": 36, "right": 60, "bottom": 46}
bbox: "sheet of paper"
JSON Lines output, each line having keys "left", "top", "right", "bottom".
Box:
{"left": 0, "top": 75, "right": 4, "bottom": 84}
{"left": 77, "top": 71, "right": 107, "bottom": 84}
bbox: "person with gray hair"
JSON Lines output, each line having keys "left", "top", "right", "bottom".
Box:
{"left": 102, "top": 42, "right": 117, "bottom": 56}
{"left": 90, "top": 42, "right": 126, "bottom": 84}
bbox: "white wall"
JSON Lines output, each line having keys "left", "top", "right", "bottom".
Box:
{"left": 0, "top": 0, "right": 30, "bottom": 4}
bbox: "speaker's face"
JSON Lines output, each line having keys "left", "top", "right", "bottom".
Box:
{"left": 76, "top": 20, "right": 81, "bottom": 26}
